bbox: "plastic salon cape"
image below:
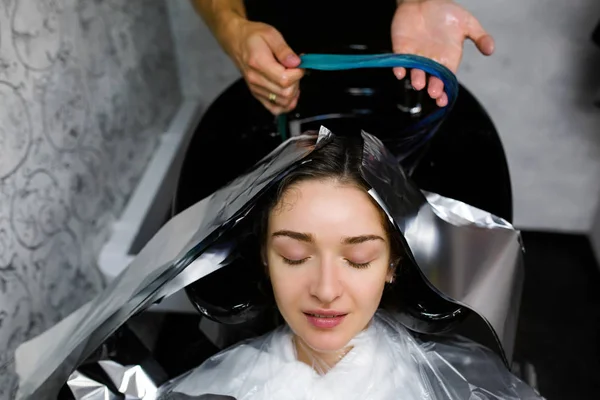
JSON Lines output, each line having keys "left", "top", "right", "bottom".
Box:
{"left": 159, "top": 310, "right": 540, "bottom": 400}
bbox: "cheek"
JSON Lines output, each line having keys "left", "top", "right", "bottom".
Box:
{"left": 346, "top": 267, "right": 388, "bottom": 305}
{"left": 267, "top": 260, "right": 304, "bottom": 303}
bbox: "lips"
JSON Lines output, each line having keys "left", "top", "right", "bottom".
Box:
{"left": 303, "top": 310, "right": 348, "bottom": 329}
{"left": 304, "top": 312, "right": 346, "bottom": 318}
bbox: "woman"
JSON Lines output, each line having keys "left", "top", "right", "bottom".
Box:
{"left": 158, "top": 135, "right": 541, "bottom": 399}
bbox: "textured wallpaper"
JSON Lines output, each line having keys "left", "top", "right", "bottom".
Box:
{"left": 0, "top": 0, "right": 181, "bottom": 397}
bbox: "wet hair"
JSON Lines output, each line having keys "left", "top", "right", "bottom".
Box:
{"left": 256, "top": 135, "right": 403, "bottom": 270}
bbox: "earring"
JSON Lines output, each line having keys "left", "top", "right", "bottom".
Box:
{"left": 387, "top": 262, "right": 395, "bottom": 284}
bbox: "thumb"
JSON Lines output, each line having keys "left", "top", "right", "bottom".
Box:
{"left": 264, "top": 28, "right": 301, "bottom": 68}
{"left": 467, "top": 15, "right": 495, "bottom": 56}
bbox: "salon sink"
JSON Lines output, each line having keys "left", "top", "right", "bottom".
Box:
{"left": 174, "top": 69, "right": 513, "bottom": 223}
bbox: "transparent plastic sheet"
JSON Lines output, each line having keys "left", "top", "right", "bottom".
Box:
{"left": 15, "top": 128, "right": 533, "bottom": 399}
{"left": 13, "top": 135, "right": 325, "bottom": 400}
{"left": 156, "top": 311, "right": 540, "bottom": 400}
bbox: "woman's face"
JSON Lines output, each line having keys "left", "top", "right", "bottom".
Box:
{"left": 266, "top": 179, "right": 393, "bottom": 353}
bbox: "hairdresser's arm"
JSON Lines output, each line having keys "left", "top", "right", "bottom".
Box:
{"left": 191, "top": 0, "right": 304, "bottom": 115}
{"left": 392, "top": 0, "right": 495, "bottom": 107}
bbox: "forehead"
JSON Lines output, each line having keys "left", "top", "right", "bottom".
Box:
{"left": 269, "top": 180, "right": 386, "bottom": 234}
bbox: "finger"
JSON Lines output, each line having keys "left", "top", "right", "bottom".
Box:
{"left": 283, "top": 92, "right": 300, "bottom": 113}
{"left": 475, "top": 34, "right": 495, "bottom": 56}
{"left": 278, "top": 68, "right": 305, "bottom": 89}
{"left": 265, "top": 28, "right": 301, "bottom": 68}
{"left": 466, "top": 15, "right": 495, "bottom": 56}
{"left": 260, "top": 82, "right": 298, "bottom": 107}
{"left": 410, "top": 69, "right": 426, "bottom": 91}
{"left": 427, "top": 76, "right": 444, "bottom": 99}
{"left": 246, "top": 70, "right": 299, "bottom": 104}
{"left": 252, "top": 84, "right": 298, "bottom": 108}
{"left": 258, "top": 96, "right": 284, "bottom": 116}
{"left": 252, "top": 56, "right": 304, "bottom": 89}
{"left": 260, "top": 28, "right": 305, "bottom": 86}
{"left": 436, "top": 92, "right": 449, "bottom": 108}
{"left": 393, "top": 67, "right": 406, "bottom": 80}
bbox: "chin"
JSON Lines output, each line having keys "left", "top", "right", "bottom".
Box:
{"left": 301, "top": 328, "right": 353, "bottom": 353}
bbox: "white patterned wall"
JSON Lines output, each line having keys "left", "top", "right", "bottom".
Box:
{"left": 0, "top": 1, "right": 181, "bottom": 398}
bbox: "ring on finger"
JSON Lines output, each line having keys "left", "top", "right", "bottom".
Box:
{"left": 268, "top": 93, "right": 277, "bottom": 104}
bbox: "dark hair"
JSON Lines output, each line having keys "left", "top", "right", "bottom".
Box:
{"left": 256, "top": 134, "right": 403, "bottom": 270}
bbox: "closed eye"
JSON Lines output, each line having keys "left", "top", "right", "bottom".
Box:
{"left": 281, "top": 257, "right": 371, "bottom": 269}
{"left": 282, "top": 256, "right": 308, "bottom": 266}
{"left": 346, "top": 260, "right": 371, "bottom": 269}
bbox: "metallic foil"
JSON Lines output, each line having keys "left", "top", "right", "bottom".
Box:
{"left": 67, "top": 361, "right": 156, "bottom": 400}
{"left": 360, "top": 129, "right": 522, "bottom": 363}
{"left": 15, "top": 135, "right": 326, "bottom": 400}
{"left": 15, "top": 128, "right": 523, "bottom": 399}
{"left": 67, "top": 370, "right": 121, "bottom": 400}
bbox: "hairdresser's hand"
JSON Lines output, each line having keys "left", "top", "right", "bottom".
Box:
{"left": 391, "top": 0, "right": 495, "bottom": 107}
{"left": 226, "top": 18, "right": 304, "bottom": 115}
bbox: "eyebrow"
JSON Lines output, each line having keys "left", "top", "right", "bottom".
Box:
{"left": 271, "top": 230, "right": 384, "bottom": 245}
{"left": 342, "top": 235, "right": 385, "bottom": 245}
{"left": 272, "top": 230, "right": 314, "bottom": 243}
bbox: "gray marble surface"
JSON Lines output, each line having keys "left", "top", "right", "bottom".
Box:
{"left": 0, "top": 1, "right": 181, "bottom": 398}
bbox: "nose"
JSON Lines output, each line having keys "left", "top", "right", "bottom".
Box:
{"left": 309, "top": 258, "right": 343, "bottom": 305}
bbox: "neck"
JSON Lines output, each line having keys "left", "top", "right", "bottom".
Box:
{"left": 293, "top": 335, "right": 353, "bottom": 375}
